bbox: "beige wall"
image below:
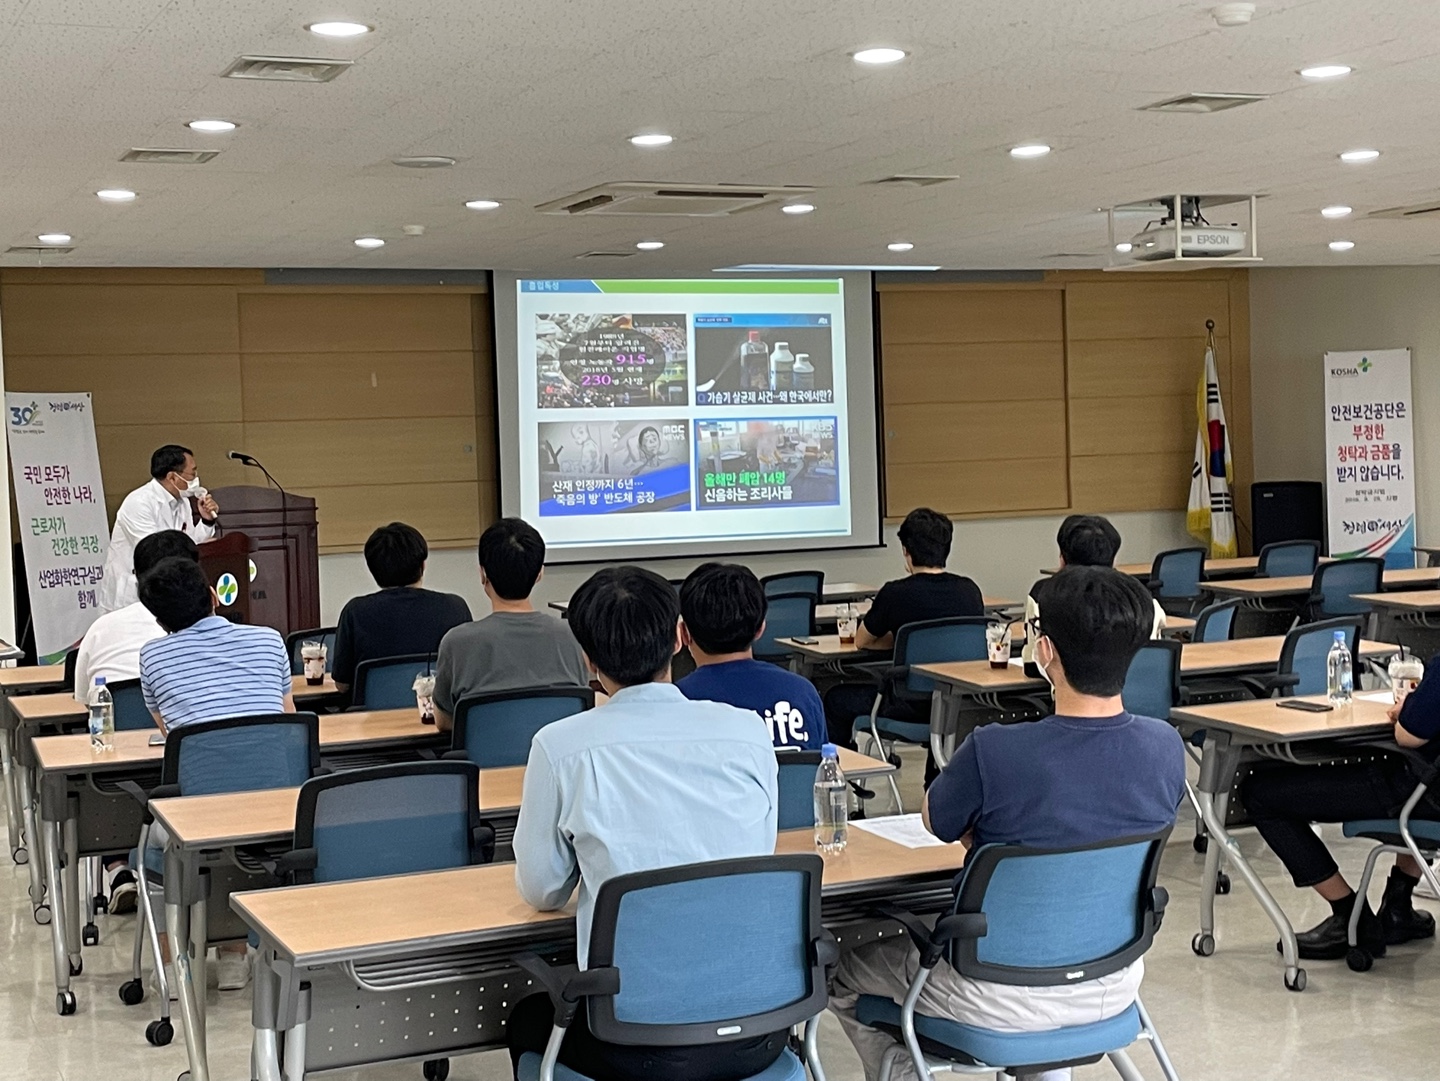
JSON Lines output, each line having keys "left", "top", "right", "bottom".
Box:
{"left": 1249, "top": 266, "right": 1440, "bottom": 532}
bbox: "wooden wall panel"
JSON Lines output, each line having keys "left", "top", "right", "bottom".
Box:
{"left": 1068, "top": 337, "right": 1230, "bottom": 400}
{"left": 885, "top": 459, "right": 1070, "bottom": 516}
{"left": 1065, "top": 280, "right": 1231, "bottom": 341}
{"left": 94, "top": 422, "right": 250, "bottom": 497}
{"left": 4, "top": 353, "right": 245, "bottom": 424}
{"left": 881, "top": 342, "right": 1065, "bottom": 404}
{"left": 243, "top": 418, "right": 479, "bottom": 488}
{"left": 886, "top": 401, "right": 1066, "bottom": 464}
{"left": 1070, "top": 452, "right": 1193, "bottom": 512}
{"left": 241, "top": 351, "right": 475, "bottom": 420}
{"left": 238, "top": 293, "right": 473, "bottom": 353}
{"left": 1069, "top": 395, "right": 1194, "bottom": 457}
{"left": 301, "top": 482, "right": 481, "bottom": 550}
{"left": 881, "top": 289, "right": 1064, "bottom": 344}
{"left": 0, "top": 285, "right": 239, "bottom": 355}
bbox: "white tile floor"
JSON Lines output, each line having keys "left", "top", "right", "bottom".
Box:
{"left": 5, "top": 748, "right": 1436, "bottom": 1081}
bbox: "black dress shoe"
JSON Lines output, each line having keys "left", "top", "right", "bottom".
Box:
{"left": 1283, "top": 904, "right": 1386, "bottom": 961}
{"left": 1379, "top": 897, "right": 1436, "bottom": 945}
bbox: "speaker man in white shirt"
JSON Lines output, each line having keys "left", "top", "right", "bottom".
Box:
{"left": 98, "top": 445, "right": 220, "bottom": 613}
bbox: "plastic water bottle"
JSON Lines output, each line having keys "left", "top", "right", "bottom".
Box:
{"left": 1326, "top": 631, "right": 1353, "bottom": 707}
{"left": 813, "top": 743, "right": 848, "bottom": 854}
{"left": 87, "top": 676, "right": 114, "bottom": 752}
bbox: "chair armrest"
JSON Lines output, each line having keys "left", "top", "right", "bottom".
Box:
{"left": 930, "top": 912, "right": 989, "bottom": 948}
{"left": 1151, "top": 886, "right": 1169, "bottom": 932}
{"left": 514, "top": 953, "right": 621, "bottom": 1029}
{"left": 440, "top": 749, "right": 470, "bottom": 761}
{"left": 472, "top": 823, "right": 496, "bottom": 864}
{"left": 871, "top": 903, "right": 945, "bottom": 966}
{"left": 1350, "top": 740, "right": 1440, "bottom": 788}
{"left": 812, "top": 928, "right": 840, "bottom": 971}
{"left": 272, "top": 847, "right": 317, "bottom": 879}
{"left": 1238, "top": 672, "right": 1299, "bottom": 699}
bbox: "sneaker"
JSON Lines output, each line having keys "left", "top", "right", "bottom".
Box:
{"left": 216, "top": 949, "right": 251, "bottom": 991}
{"left": 106, "top": 865, "right": 138, "bottom": 916}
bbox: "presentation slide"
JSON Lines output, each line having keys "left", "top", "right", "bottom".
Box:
{"left": 494, "top": 274, "right": 881, "bottom": 563}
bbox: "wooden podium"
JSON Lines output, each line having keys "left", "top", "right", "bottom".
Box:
{"left": 208, "top": 486, "right": 320, "bottom": 639}
{"left": 197, "top": 533, "right": 255, "bottom": 625}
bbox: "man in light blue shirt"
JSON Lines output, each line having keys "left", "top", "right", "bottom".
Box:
{"left": 508, "top": 566, "right": 782, "bottom": 1081}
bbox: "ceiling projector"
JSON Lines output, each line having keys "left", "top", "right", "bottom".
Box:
{"left": 1126, "top": 194, "right": 1247, "bottom": 260}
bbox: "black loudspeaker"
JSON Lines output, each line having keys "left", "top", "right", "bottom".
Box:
{"left": 1251, "top": 481, "right": 1326, "bottom": 555}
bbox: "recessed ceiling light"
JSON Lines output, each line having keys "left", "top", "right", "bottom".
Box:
{"left": 353, "top": 236, "right": 385, "bottom": 249}
{"left": 1339, "top": 148, "right": 1380, "bottom": 163}
{"left": 781, "top": 203, "right": 816, "bottom": 215}
{"left": 1115, "top": 242, "right": 1134, "bottom": 253}
{"left": 1300, "top": 64, "right": 1352, "bottom": 79}
{"left": 852, "top": 47, "right": 907, "bottom": 65}
{"left": 464, "top": 199, "right": 501, "bottom": 210}
{"left": 96, "top": 189, "right": 136, "bottom": 202}
{"left": 1329, "top": 240, "right": 1356, "bottom": 251}
{"left": 629, "top": 133, "right": 673, "bottom": 148}
{"left": 1321, "top": 205, "right": 1353, "bottom": 219}
{"left": 305, "top": 20, "right": 372, "bottom": 37}
{"left": 1009, "top": 143, "right": 1051, "bottom": 159}
{"left": 37, "top": 233, "right": 72, "bottom": 244}
{"left": 887, "top": 241, "right": 914, "bottom": 252}
{"left": 636, "top": 240, "right": 665, "bottom": 251}
{"left": 187, "top": 119, "right": 237, "bottom": 133}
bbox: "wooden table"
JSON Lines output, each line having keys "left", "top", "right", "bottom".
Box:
{"left": 550, "top": 581, "right": 882, "bottom": 619}
{"left": 231, "top": 826, "right": 966, "bottom": 1079}
{"left": 10, "top": 675, "right": 341, "bottom": 728}
{"left": 1048, "top": 556, "right": 1262, "bottom": 579}
{"left": 1206, "top": 566, "right": 1440, "bottom": 602}
{"left": 0, "top": 664, "right": 69, "bottom": 876}
{"left": 1412, "top": 545, "right": 1440, "bottom": 568}
{"left": 1169, "top": 694, "right": 1395, "bottom": 992}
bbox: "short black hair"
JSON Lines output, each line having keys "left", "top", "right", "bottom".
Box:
{"left": 364, "top": 522, "right": 428, "bottom": 588}
{"left": 138, "top": 556, "right": 214, "bottom": 633}
{"left": 150, "top": 445, "right": 192, "bottom": 481}
{"left": 897, "top": 507, "right": 952, "bottom": 568}
{"left": 133, "top": 530, "right": 200, "bottom": 577}
{"left": 1057, "top": 514, "right": 1121, "bottom": 567}
{"left": 680, "top": 563, "right": 766, "bottom": 655}
{"left": 1037, "top": 566, "right": 1153, "bottom": 696}
{"left": 568, "top": 566, "right": 678, "bottom": 686}
{"left": 478, "top": 518, "right": 545, "bottom": 601}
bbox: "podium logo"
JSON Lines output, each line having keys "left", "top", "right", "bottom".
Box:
{"left": 8, "top": 402, "right": 41, "bottom": 428}
{"left": 216, "top": 573, "right": 239, "bottom": 607}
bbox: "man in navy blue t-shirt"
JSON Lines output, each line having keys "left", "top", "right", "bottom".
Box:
{"left": 830, "top": 567, "right": 1185, "bottom": 1081}
{"left": 676, "top": 563, "right": 827, "bottom": 750}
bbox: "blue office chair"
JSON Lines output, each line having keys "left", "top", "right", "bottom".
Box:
{"left": 1340, "top": 748, "right": 1440, "bottom": 972}
{"left": 103, "top": 677, "right": 159, "bottom": 731}
{"left": 761, "top": 570, "right": 824, "bottom": 604}
{"left": 753, "top": 593, "right": 817, "bottom": 664}
{"left": 775, "top": 750, "right": 822, "bottom": 831}
{"left": 1122, "top": 641, "right": 1183, "bottom": 722}
{"left": 1191, "top": 599, "right": 1243, "bottom": 643}
{"left": 351, "top": 654, "right": 433, "bottom": 709}
{"left": 447, "top": 686, "right": 594, "bottom": 768}
{"left": 118, "top": 713, "right": 321, "bottom": 1045}
{"left": 1257, "top": 541, "right": 1320, "bottom": 579}
{"left": 854, "top": 617, "right": 991, "bottom": 813}
{"left": 515, "top": 855, "right": 835, "bottom": 1081}
{"left": 1239, "top": 617, "right": 1363, "bottom": 699}
{"left": 1306, "top": 558, "right": 1384, "bottom": 622}
{"left": 854, "top": 831, "right": 1178, "bottom": 1081}
{"left": 1148, "top": 547, "right": 1207, "bottom": 616}
{"left": 285, "top": 627, "right": 337, "bottom": 675}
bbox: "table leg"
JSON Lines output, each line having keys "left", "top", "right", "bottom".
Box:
{"left": 18, "top": 763, "right": 46, "bottom": 911}
{"left": 281, "top": 983, "right": 310, "bottom": 1081}
{"left": 929, "top": 686, "right": 961, "bottom": 770}
{"left": 253, "top": 949, "right": 283, "bottom": 1081}
{"left": 167, "top": 845, "right": 209, "bottom": 1081}
{"left": 62, "top": 813, "right": 82, "bottom": 974}
{"left": 40, "top": 818, "right": 75, "bottom": 1014}
{"left": 1, "top": 726, "right": 24, "bottom": 863}
{"left": 192, "top": 884, "right": 209, "bottom": 1035}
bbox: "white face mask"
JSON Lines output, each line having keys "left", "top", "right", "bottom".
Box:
{"left": 172, "top": 473, "right": 201, "bottom": 496}
{"left": 1035, "top": 637, "right": 1056, "bottom": 690}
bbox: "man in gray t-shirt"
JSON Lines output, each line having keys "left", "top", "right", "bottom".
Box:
{"left": 433, "top": 518, "right": 588, "bottom": 733}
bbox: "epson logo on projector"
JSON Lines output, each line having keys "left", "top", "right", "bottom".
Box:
{"left": 1192, "top": 233, "right": 1232, "bottom": 246}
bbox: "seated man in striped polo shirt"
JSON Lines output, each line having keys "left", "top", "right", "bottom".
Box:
{"left": 137, "top": 555, "right": 295, "bottom": 991}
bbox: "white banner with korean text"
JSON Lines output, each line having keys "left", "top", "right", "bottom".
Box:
{"left": 1324, "top": 349, "right": 1416, "bottom": 568}
{"left": 5, "top": 394, "right": 109, "bottom": 662}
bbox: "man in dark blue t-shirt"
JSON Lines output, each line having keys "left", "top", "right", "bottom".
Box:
{"left": 830, "top": 566, "right": 1185, "bottom": 1081}
{"left": 676, "top": 563, "right": 827, "bottom": 750}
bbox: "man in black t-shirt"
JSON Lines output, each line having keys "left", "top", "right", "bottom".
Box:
{"left": 823, "top": 509, "right": 984, "bottom": 751}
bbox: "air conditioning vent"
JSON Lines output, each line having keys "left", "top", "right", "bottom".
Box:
{"left": 222, "top": 54, "right": 354, "bottom": 82}
{"left": 1139, "top": 92, "right": 1267, "bottom": 114}
{"left": 872, "top": 174, "right": 959, "bottom": 187}
{"left": 537, "top": 181, "right": 814, "bottom": 217}
{"left": 1369, "top": 202, "right": 1440, "bottom": 220}
{"left": 576, "top": 250, "right": 636, "bottom": 259}
{"left": 120, "top": 148, "right": 219, "bottom": 165}
{"left": 7, "top": 245, "right": 75, "bottom": 255}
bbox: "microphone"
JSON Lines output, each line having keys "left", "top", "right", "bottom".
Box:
{"left": 228, "top": 451, "right": 290, "bottom": 557}
{"left": 227, "top": 450, "right": 258, "bottom": 465}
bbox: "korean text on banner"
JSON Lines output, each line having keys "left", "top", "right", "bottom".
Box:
{"left": 4, "top": 394, "right": 109, "bottom": 662}
{"left": 1323, "top": 349, "right": 1416, "bottom": 569}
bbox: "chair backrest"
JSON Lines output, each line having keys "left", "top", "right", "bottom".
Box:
{"left": 292, "top": 761, "right": 485, "bottom": 885}
{"left": 1280, "top": 617, "right": 1363, "bottom": 697}
{"left": 451, "top": 686, "right": 595, "bottom": 768}
{"left": 1310, "top": 558, "right": 1384, "bottom": 616}
{"left": 753, "top": 593, "right": 816, "bottom": 661}
{"left": 585, "top": 855, "right": 829, "bottom": 1045}
{"left": 1192, "top": 599, "right": 1241, "bottom": 643}
{"left": 351, "top": 653, "right": 433, "bottom": 708}
{"left": 1121, "top": 641, "right": 1181, "bottom": 721}
{"left": 105, "top": 677, "right": 156, "bottom": 731}
{"left": 1150, "top": 547, "right": 1206, "bottom": 600}
{"left": 892, "top": 617, "right": 991, "bottom": 698}
{"left": 1257, "top": 541, "right": 1320, "bottom": 579}
{"left": 761, "top": 571, "right": 824, "bottom": 604}
{"left": 62, "top": 648, "right": 79, "bottom": 693}
{"left": 285, "top": 627, "right": 337, "bottom": 676}
{"left": 949, "top": 831, "right": 1170, "bottom": 985}
{"left": 775, "top": 751, "right": 822, "bottom": 831}
{"left": 162, "top": 713, "right": 320, "bottom": 796}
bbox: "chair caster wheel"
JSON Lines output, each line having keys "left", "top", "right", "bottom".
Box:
{"left": 1192, "top": 933, "right": 1215, "bottom": 957}
{"left": 82, "top": 923, "right": 99, "bottom": 946}
{"left": 1192, "top": 834, "right": 1208, "bottom": 854}
{"left": 13, "top": 847, "right": 27, "bottom": 865}
{"left": 69, "top": 957, "right": 83, "bottom": 977}
{"left": 28, "top": 883, "right": 44, "bottom": 902}
{"left": 93, "top": 895, "right": 109, "bottom": 915}
{"left": 423, "top": 1059, "right": 450, "bottom": 1081}
{"left": 119, "top": 979, "right": 145, "bottom": 1006}
{"left": 1215, "top": 872, "right": 1231, "bottom": 895}
{"left": 146, "top": 1018, "right": 174, "bottom": 1046}
{"left": 33, "top": 904, "right": 51, "bottom": 925}
{"left": 1285, "top": 968, "right": 1307, "bottom": 992}
{"left": 56, "top": 991, "right": 76, "bottom": 1015}
{"left": 1346, "top": 947, "right": 1374, "bottom": 972}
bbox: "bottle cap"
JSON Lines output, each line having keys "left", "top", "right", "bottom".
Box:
{"left": 94, "top": 676, "right": 105, "bottom": 685}
{"left": 1333, "top": 630, "right": 1346, "bottom": 642}
{"left": 821, "top": 742, "right": 838, "bottom": 757}
{"left": 747, "top": 330, "right": 762, "bottom": 341}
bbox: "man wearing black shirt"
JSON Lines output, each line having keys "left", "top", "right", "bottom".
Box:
{"left": 823, "top": 508, "right": 984, "bottom": 750}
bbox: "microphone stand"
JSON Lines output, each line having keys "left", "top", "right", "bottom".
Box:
{"left": 236, "top": 455, "right": 289, "bottom": 614}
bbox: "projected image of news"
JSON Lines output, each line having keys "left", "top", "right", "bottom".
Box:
{"left": 538, "top": 420, "right": 691, "bottom": 516}
{"left": 535, "top": 313, "right": 689, "bottom": 407}
{"left": 694, "top": 314, "right": 835, "bottom": 406}
{"left": 695, "top": 418, "right": 839, "bottom": 510}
